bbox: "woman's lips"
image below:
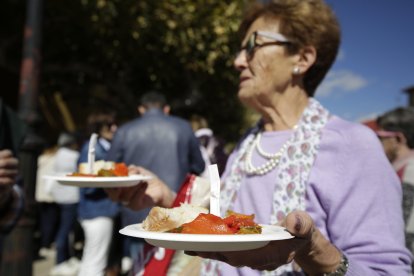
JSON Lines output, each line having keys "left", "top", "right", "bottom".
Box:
{"left": 239, "top": 76, "right": 250, "bottom": 85}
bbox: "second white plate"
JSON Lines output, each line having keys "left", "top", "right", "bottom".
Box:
{"left": 43, "top": 174, "right": 152, "bottom": 188}
{"left": 119, "top": 223, "right": 294, "bottom": 252}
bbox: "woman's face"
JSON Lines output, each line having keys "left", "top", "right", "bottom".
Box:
{"left": 234, "top": 17, "right": 297, "bottom": 109}
{"left": 100, "top": 123, "right": 117, "bottom": 141}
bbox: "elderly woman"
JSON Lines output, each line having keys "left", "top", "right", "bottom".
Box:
{"left": 106, "top": 0, "right": 412, "bottom": 275}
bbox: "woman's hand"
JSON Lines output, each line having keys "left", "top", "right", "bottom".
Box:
{"left": 186, "top": 211, "right": 341, "bottom": 274}
{"left": 0, "top": 149, "right": 18, "bottom": 186}
{"left": 104, "top": 165, "right": 176, "bottom": 210}
{"left": 0, "top": 149, "right": 19, "bottom": 208}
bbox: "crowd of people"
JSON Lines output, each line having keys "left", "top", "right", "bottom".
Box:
{"left": 30, "top": 92, "right": 211, "bottom": 275}
{"left": 34, "top": 112, "right": 123, "bottom": 275}
{"left": 0, "top": 0, "right": 414, "bottom": 275}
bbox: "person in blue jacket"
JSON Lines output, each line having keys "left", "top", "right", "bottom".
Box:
{"left": 106, "top": 91, "right": 205, "bottom": 270}
{"left": 77, "top": 110, "right": 120, "bottom": 276}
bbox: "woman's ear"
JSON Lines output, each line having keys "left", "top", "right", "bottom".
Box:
{"left": 396, "top": 132, "right": 407, "bottom": 145}
{"left": 296, "top": 45, "right": 317, "bottom": 74}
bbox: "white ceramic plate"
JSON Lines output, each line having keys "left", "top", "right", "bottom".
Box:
{"left": 119, "top": 223, "right": 294, "bottom": 252}
{"left": 43, "top": 174, "right": 152, "bottom": 188}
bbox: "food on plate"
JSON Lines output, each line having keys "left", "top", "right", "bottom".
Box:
{"left": 168, "top": 211, "right": 262, "bottom": 234}
{"left": 142, "top": 204, "right": 262, "bottom": 234}
{"left": 142, "top": 203, "right": 209, "bottom": 232}
{"left": 69, "top": 161, "right": 129, "bottom": 177}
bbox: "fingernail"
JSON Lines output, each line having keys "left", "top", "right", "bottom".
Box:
{"left": 295, "top": 214, "right": 302, "bottom": 232}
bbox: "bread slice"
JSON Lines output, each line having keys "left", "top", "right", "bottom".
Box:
{"left": 78, "top": 160, "right": 115, "bottom": 174}
{"left": 142, "top": 203, "right": 208, "bottom": 232}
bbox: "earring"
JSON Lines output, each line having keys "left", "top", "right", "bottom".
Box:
{"left": 293, "top": 67, "right": 301, "bottom": 75}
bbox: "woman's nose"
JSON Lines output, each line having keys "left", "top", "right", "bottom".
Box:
{"left": 233, "top": 50, "right": 248, "bottom": 71}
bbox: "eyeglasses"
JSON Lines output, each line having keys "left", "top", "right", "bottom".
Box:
{"left": 376, "top": 130, "right": 400, "bottom": 139}
{"left": 240, "top": 31, "right": 291, "bottom": 59}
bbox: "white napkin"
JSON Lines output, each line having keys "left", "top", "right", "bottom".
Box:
{"left": 87, "top": 133, "right": 98, "bottom": 174}
{"left": 208, "top": 164, "right": 221, "bottom": 217}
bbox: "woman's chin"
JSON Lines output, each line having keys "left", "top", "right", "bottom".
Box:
{"left": 238, "top": 87, "right": 252, "bottom": 99}
{"left": 238, "top": 94, "right": 254, "bottom": 108}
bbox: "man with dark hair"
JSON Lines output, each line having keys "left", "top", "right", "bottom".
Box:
{"left": 106, "top": 91, "right": 205, "bottom": 272}
{"left": 108, "top": 91, "right": 205, "bottom": 192}
{"left": 138, "top": 91, "right": 168, "bottom": 112}
{"left": 377, "top": 106, "right": 414, "bottom": 264}
{"left": 377, "top": 107, "right": 414, "bottom": 162}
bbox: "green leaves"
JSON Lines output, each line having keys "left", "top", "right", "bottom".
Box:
{"left": 39, "top": 0, "right": 249, "bottom": 142}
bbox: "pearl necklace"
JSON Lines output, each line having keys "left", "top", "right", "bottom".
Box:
{"left": 244, "top": 132, "right": 291, "bottom": 176}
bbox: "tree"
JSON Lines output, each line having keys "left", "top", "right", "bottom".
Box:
{"left": 37, "top": 0, "right": 249, "bottom": 144}
{"left": 0, "top": 0, "right": 26, "bottom": 109}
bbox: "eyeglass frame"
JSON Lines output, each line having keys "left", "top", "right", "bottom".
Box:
{"left": 376, "top": 130, "right": 402, "bottom": 140}
{"left": 240, "top": 31, "right": 292, "bottom": 59}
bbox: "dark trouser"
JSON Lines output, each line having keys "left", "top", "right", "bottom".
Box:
{"left": 107, "top": 214, "right": 122, "bottom": 270}
{"left": 39, "top": 202, "right": 60, "bottom": 248}
{"left": 55, "top": 203, "right": 78, "bottom": 264}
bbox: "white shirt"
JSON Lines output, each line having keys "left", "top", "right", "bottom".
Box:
{"left": 51, "top": 147, "right": 80, "bottom": 204}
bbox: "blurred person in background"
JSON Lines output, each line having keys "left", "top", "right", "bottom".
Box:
{"left": 106, "top": 91, "right": 205, "bottom": 273}
{"left": 0, "top": 149, "right": 24, "bottom": 266}
{"left": 190, "top": 114, "right": 228, "bottom": 177}
{"left": 35, "top": 144, "right": 59, "bottom": 258}
{"left": 48, "top": 132, "right": 80, "bottom": 276}
{"left": 77, "top": 110, "right": 121, "bottom": 276}
{"left": 377, "top": 106, "right": 414, "bottom": 265}
{"left": 106, "top": 0, "right": 412, "bottom": 275}
{"left": 0, "top": 99, "right": 26, "bottom": 269}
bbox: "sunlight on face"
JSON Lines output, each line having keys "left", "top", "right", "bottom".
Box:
{"left": 234, "top": 17, "right": 296, "bottom": 110}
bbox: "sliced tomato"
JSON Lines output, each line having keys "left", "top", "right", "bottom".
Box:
{"left": 114, "top": 163, "right": 129, "bottom": 176}
{"left": 223, "top": 212, "right": 257, "bottom": 232}
{"left": 179, "top": 213, "right": 235, "bottom": 234}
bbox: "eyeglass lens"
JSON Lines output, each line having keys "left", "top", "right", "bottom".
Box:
{"left": 246, "top": 32, "right": 257, "bottom": 55}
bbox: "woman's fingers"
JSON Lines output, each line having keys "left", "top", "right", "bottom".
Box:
{"left": 128, "top": 165, "right": 156, "bottom": 178}
{"left": 0, "top": 150, "right": 18, "bottom": 170}
{"left": 0, "top": 168, "right": 18, "bottom": 177}
{"left": 284, "top": 211, "right": 315, "bottom": 240}
{"left": 104, "top": 187, "right": 123, "bottom": 202}
{"left": 186, "top": 240, "right": 295, "bottom": 269}
{"left": 0, "top": 150, "right": 18, "bottom": 186}
{"left": 105, "top": 182, "right": 151, "bottom": 210}
{"left": 128, "top": 165, "right": 141, "bottom": 175}
{"left": 0, "top": 149, "right": 13, "bottom": 159}
{"left": 184, "top": 212, "right": 316, "bottom": 270}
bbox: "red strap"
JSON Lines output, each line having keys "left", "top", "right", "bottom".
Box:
{"left": 397, "top": 165, "right": 406, "bottom": 182}
{"left": 172, "top": 174, "right": 196, "bottom": 206}
{"left": 142, "top": 247, "right": 176, "bottom": 276}
{"left": 143, "top": 174, "right": 196, "bottom": 276}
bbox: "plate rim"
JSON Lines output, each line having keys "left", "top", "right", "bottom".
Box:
{"left": 43, "top": 174, "right": 152, "bottom": 182}
{"left": 119, "top": 223, "right": 294, "bottom": 242}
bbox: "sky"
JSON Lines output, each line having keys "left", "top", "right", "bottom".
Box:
{"left": 313, "top": 0, "right": 414, "bottom": 122}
